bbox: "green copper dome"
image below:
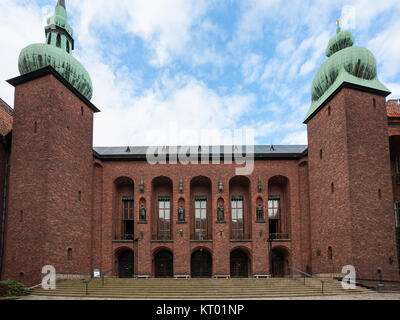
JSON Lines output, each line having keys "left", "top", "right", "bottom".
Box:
{"left": 18, "top": 0, "right": 93, "bottom": 100}
{"left": 304, "top": 23, "right": 390, "bottom": 123}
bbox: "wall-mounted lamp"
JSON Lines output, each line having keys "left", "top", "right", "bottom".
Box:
{"left": 178, "top": 229, "right": 183, "bottom": 238}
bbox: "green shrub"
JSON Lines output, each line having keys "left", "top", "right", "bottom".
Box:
{"left": 0, "top": 280, "right": 30, "bottom": 297}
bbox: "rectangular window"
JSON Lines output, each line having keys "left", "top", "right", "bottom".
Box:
{"left": 268, "top": 197, "right": 280, "bottom": 219}
{"left": 395, "top": 202, "right": 400, "bottom": 228}
{"left": 194, "top": 197, "right": 207, "bottom": 240}
{"left": 392, "top": 156, "right": 400, "bottom": 175}
{"left": 159, "top": 197, "right": 171, "bottom": 240}
{"left": 231, "top": 196, "right": 244, "bottom": 240}
{"left": 122, "top": 197, "right": 134, "bottom": 240}
{"left": 268, "top": 196, "right": 281, "bottom": 237}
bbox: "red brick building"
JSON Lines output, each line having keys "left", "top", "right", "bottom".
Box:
{"left": 0, "top": 1, "right": 399, "bottom": 286}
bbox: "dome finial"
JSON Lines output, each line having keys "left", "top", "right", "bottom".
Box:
{"left": 57, "top": 0, "right": 66, "bottom": 9}
{"left": 336, "top": 19, "right": 341, "bottom": 34}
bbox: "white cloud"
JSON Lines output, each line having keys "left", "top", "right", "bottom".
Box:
{"left": 242, "top": 54, "right": 264, "bottom": 84}
{"left": 368, "top": 19, "right": 400, "bottom": 80}
{"left": 69, "top": 0, "right": 209, "bottom": 67}
{"left": 282, "top": 130, "right": 308, "bottom": 145}
{"left": 0, "top": 0, "right": 50, "bottom": 105}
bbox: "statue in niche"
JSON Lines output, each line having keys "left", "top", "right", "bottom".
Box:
{"left": 178, "top": 205, "right": 185, "bottom": 222}
{"left": 140, "top": 204, "right": 146, "bottom": 221}
{"left": 217, "top": 204, "right": 224, "bottom": 222}
{"left": 257, "top": 204, "right": 264, "bottom": 221}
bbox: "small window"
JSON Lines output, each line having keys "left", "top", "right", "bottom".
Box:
{"left": 328, "top": 246, "right": 333, "bottom": 260}
{"left": 78, "top": 191, "right": 82, "bottom": 201}
{"left": 81, "top": 106, "right": 84, "bottom": 116}
{"left": 20, "top": 210, "right": 23, "bottom": 223}
{"left": 34, "top": 121, "right": 37, "bottom": 133}
{"left": 328, "top": 105, "right": 331, "bottom": 116}
{"left": 47, "top": 33, "right": 51, "bottom": 45}
{"left": 66, "top": 41, "right": 70, "bottom": 53}
{"left": 373, "top": 98, "right": 376, "bottom": 109}
{"left": 395, "top": 202, "right": 400, "bottom": 228}
{"left": 56, "top": 34, "right": 61, "bottom": 48}
{"left": 331, "top": 182, "right": 334, "bottom": 194}
{"left": 67, "top": 248, "right": 72, "bottom": 261}
{"left": 320, "top": 149, "right": 323, "bottom": 160}
{"left": 378, "top": 189, "right": 382, "bottom": 200}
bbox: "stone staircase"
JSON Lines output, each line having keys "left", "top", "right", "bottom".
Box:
{"left": 30, "top": 277, "right": 369, "bottom": 299}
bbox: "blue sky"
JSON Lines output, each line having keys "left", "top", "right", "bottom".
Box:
{"left": 0, "top": 0, "right": 399, "bottom": 146}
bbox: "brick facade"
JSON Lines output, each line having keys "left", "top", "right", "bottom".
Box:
{"left": 0, "top": 70, "right": 399, "bottom": 286}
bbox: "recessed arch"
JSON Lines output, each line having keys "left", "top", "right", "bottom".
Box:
{"left": 271, "top": 246, "right": 290, "bottom": 278}
{"left": 229, "top": 176, "right": 251, "bottom": 240}
{"left": 152, "top": 176, "right": 173, "bottom": 240}
{"left": 154, "top": 249, "right": 173, "bottom": 278}
{"left": 268, "top": 175, "right": 290, "bottom": 240}
{"left": 115, "top": 247, "right": 134, "bottom": 278}
{"left": 113, "top": 177, "right": 134, "bottom": 241}
{"left": 191, "top": 248, "right": 212, "bottom": 278}
{"left": 190, "top": 176, "right": 212, "bottom": 240}
{"left": 230, "top": 247, "right": 250, "bottom": 278}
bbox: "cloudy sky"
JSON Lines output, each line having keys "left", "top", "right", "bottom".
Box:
{"left": 0, "top": 0, "right": 399, "bottom": 146}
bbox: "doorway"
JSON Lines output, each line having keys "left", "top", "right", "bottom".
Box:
{"left": 271, "top": 249, "right": 286, "bottom": 277}
{"left": 154, "top": 250, "right": 173, "bottom": 278}
{"left": 118, "top": 250, "right": 134, "bottom": 278}
{"left": 230, "top": 249, "right": 249, "bottom": 278}
{"left": 191, "top": 250, "right": 212, "bottom": 278}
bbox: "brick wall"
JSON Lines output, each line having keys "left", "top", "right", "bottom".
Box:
{"left": 2, "top": 73, "right": 94, "bottom": 286}
{"left": 307, "top": 87, "right": 399, "bottom": 279}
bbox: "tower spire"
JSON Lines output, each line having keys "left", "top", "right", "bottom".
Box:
{"left": 57, "top": 0, "right": 66, "bottom": 9}
{"left": 336, "top": 19, "right": 341, "bottom": 34}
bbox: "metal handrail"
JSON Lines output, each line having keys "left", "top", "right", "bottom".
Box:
{"left": 100, "top": 268, "right": 114, "bottom": 287}
{"left": 290, "top": 267, "right": 325, "bottom": 294}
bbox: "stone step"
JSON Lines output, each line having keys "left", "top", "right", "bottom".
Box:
{"left": 30, "top": 278, "right": 370, "bottom": 299}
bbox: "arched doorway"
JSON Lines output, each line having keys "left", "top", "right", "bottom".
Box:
{"left": 154, "top": 250, "right": 173, "bottom": 278}
{"left": 271, "top": 248, "right": 289, "bottom": 278}
{"left": 118, "top": 250, "right": 134, "bottom": 278}
{"left": 230, "top": 249, "right": 249, "bottom": 278}
{"left": 191, "top": 249, "right": 212, "bottom": 278}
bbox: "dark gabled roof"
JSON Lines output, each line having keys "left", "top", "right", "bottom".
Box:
{"left": 93, "top": 145, "right": 308, "bottom": 161}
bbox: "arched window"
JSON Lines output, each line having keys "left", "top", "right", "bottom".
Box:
{"left": 47, "top": 33, "right": 51, "bottom": 45}
{"left": 328, "top": 246, "right": 333, "bottom": 260}
{"left": 56, "top": 34, "right": 61, "bottom": 48}
{"left": 331, "top": 182, "right": 334, "bottom": 194}
{"left": 67, "top": 248, "right": 72, "bottom": 261}
{"left": 66, "top": 41, "right": 70, "bottom": 53}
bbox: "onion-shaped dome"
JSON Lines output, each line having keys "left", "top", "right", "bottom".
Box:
{"left": 18, "top": 0, "right": 93, "bottom": 100}
{"left": 304, "top": 22, "right": 390, "bottom": 123}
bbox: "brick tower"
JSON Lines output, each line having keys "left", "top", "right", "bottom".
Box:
{"left": 1, "top": 0, "right": 99, "bottom": 286}
{"left": 305, "top": 22, "right": 399, "bottom": 280}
